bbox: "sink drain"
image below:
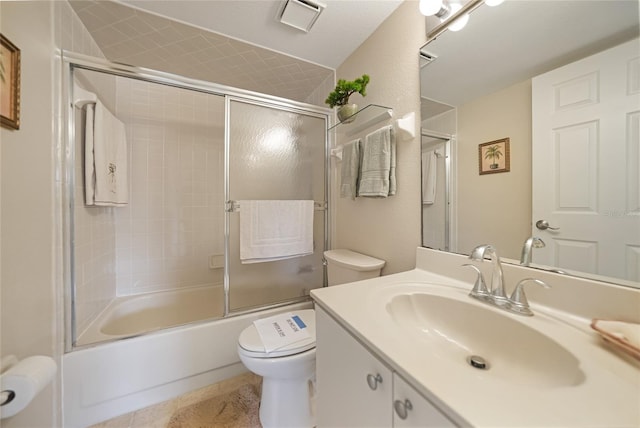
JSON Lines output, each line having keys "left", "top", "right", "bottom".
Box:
{"left": 467, "top": 355, "right": 489, "bottom": 370}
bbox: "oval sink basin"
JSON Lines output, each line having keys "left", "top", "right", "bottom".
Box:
{"left": 386, "top": 292, "right": 585, "bottom": 388}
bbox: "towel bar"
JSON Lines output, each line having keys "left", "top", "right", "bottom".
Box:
{"left": 73, "top": 82, "right": 97, "bottom": 108}
{"left": 226, "top": 200, "right": 327, "bottom": 212}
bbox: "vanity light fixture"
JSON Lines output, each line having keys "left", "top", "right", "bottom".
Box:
{"left": 419, "top": 0, "right": 448, "bottom": 17}
{"left": 420, "top": 0, "right": 469, "bottom": 31}
{"left": 278, "top": 0, "right": 326, "bottom": 33}
{"left": 426, "top": 0, "right": 486, "bottom": 42}
{"left": 422, "top": 0, "right": 504, "bottom": 35}
{"left": 447, "top": 3, "right": 469, "bottom": 32}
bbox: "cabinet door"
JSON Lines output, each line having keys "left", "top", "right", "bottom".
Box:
{"left": 393, "top": 374, "right": 457, "bottom": 428}
{"left": 316, "top": 307, "right": 393, "bottom": 428}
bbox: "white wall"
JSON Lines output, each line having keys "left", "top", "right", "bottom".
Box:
{"left": 456, "top": 79, "right": 532, "bottom": 259}
{"left": 0, "top": 2, "right": 58, "bottom": 426}
{"left": 334, "top": 1, "right": 426, "bottom": 274}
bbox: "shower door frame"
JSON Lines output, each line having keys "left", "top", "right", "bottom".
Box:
{"left": 62, "top": 51, "right": 331, "bottom": 352}
{"left": 420, "top": 129, "right": 457, "bottom": 253}
{"left": 223, "top": 96, "right": 330, "bottom": 316}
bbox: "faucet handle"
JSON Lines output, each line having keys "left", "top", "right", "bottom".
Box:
{"left": 508, "top": 278, "right": 551, "bottom": 316}
{"left": 462, "top": 264, "right": 489, "bottom": 298}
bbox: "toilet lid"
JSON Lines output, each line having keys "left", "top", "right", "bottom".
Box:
{"left": 239, "top": 309, "right": 316, "bottom": 358}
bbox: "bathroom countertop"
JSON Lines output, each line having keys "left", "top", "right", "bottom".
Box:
{"left": 311, "top": 256, "right": 640, "bottom": 427}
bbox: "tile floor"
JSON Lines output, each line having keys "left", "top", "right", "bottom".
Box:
{"left": 89, "top": 372, "right": 261, "bottom": 428}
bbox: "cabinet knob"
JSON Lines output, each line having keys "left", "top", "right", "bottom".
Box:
{"left": 366, "top": 373, "right": 383, "bottom": 390}
{"left": 394, "top": 399, "right": 413, "bottom": 420}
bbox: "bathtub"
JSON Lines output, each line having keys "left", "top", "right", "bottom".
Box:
{"left": 63, "top": 295, "right": 312, "bottom": 427}
{"left": 75, "top": 285, "right": 224, "bottom": 346}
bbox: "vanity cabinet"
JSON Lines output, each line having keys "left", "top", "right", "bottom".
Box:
{"left": 316, "top": 307, "right": 456, "bottom": 427}
{"left": 392, "top": 373, "right": 455, "bottom": 427}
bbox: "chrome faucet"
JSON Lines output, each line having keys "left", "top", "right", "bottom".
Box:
{"left": 520, "top": 237, "right": 545, "bottom": 266}
{"left": 465, "top": 244, "right": 551, "bottom": 316}
{"left": 469, "top": 244, "right": 507, "bottom": 304}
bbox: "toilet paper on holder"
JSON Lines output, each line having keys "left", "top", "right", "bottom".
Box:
{"left": 0, "top": 356, "right": 57, "bottom": 419}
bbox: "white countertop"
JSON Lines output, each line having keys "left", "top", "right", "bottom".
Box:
{"left": 311, "top": 262, "right": 640, "bottom": 427}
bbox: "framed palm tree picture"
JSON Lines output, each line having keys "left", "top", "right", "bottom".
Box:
{"left": 1, "top": 33, "right": 20, "bottom": 130}
{"left": 479, "top": 138, "right": 510, "bottom": 175}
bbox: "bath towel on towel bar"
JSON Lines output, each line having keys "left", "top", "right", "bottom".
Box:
{"left": 239, "top": 200, "right": 314, "bottom": 264}
{"left": 358, "top": 125, "right": 396, "bottom": 197}
{"left": 340, "top": 139, "right": 361, "bottom": 200}
{"left": 84, "top": 101, "right": 129, "bottom": 206}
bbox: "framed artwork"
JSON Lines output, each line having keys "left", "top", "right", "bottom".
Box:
{"left": 479, "top": 138, "right": 510, "bottom": 175}
{"left": 1, "top": 33, "right": 21, "bottom": 130}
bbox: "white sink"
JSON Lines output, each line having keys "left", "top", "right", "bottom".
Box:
{"left": 386, "top": 292, "right": 586, "bottom": 388}
{"left": 312, "top": 252, "right": 640, "bottom": 427}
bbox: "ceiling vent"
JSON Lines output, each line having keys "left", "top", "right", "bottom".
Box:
{"left": 278, "top": 0, "right": 326, "bottom": 33}
{"left": 419, "top": 50, "right": 437, "bottom": 68}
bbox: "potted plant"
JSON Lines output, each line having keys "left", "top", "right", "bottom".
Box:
{"left": 325, "top": 74, "right": 370, "bottom": 124}
{"left": 484, "top": 144, "right": 503, "bottom": 169}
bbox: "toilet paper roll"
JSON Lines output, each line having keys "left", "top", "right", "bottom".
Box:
{"left": 0, "top": 356, "right": 57, "bottom": 419}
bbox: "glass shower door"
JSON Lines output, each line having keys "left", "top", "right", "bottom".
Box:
{"left": 421, "top": 134, "right": 450, "bottom": 251}
{"left": 227, "top": 99, "right": 327, "bottom": 312}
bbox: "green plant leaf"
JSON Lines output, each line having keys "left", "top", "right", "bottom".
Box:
{"left": 325, "top": 74, "right": 370, "bottom": 108}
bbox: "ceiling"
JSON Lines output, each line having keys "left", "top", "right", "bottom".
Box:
{"left": 119, "top": 0, "right": 404, "bottom": 69}
{"left": 70, "top": 0, "right": 403, "bottom": 104}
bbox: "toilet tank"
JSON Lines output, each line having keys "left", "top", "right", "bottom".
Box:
{"left": 323, "top": 249, "right": 385, "bottom": 286}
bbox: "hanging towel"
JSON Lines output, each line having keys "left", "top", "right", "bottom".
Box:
{"left": 340, "top": 139, "right": 361, "bottom": 200}
{"left": 239, "top": 200, "right": 314, "bottom": 264}
{"left": 84, "top": 101, "right": 129, "bottom": 206}
{"left": 358, "top": 125, "right": 396, "bottom": 197}
{"left": 422, "top": 150, "right": 437, "bottom": 204}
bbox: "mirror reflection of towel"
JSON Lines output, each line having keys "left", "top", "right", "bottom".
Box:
{"left": 422, "top": 150, "right": 437, "bottom": 204}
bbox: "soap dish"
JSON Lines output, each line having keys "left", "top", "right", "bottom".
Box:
{"left": 591, "top": 319, "right": 640, "bottom": 360}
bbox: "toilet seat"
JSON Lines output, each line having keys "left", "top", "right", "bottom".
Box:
{"left": 238, "top": 309, "right": 316, "bottom": 358}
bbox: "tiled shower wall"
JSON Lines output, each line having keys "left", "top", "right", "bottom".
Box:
{"left": 73, "top": 72, "right": 118, "bottom": 336}
{"left": 62, "top": 0, "right": 120, "bottom": 336}
{"left": 113, "top": 78, "right": 225, "bottom": 295}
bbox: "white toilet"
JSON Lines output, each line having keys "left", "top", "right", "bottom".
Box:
{"left": 237, "top": 249, "right": 385, "bottom": 428}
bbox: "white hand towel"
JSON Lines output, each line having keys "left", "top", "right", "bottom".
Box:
{"left": 239, "top": 200, "right": 314, "bottom": 264}
{"left": 422, "top": 150, "right": 437, "bottom": 204}
{"left": 85, "top": 101, "right": 128, "bottom": 206}
{"left": 358, "top": 125, "right": 395, "bottom": 198}
{"left": 340, "top": 139, "right": 361, "bottom": 200}
{"left": 84, "top": 104, "right": 97, "bottom": 205}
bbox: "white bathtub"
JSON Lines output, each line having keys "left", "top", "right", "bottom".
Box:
{"left": 75, "top": 286, "right": 224, "bottom": 346}
{"left": 63, "top": 295, "right": 312, "bottom": 427}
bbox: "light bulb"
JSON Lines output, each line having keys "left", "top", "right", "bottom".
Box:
{"left": 419, "top": 0, "right": 444, "bottom": 16}
{"left": 484, "top": 0, "right": 504, "bottom": 6}
{"left": 444, "top": 3, "right": 469, "bottom": 32}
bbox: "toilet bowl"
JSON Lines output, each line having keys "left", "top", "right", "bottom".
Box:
{"left": 237, "top": 249, "right": 385, "bottom": 428}
{"left": 237, "top": 309, "right": 316, "bottom": 428}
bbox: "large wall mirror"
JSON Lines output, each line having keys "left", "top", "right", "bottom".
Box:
{"left": 420, "top": 0, "right": 640, "bottom": 289}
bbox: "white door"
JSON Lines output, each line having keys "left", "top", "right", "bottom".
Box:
{"left": 532, "top": 38, "right": 640, "bottom": 281}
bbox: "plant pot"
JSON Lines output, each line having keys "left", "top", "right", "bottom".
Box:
{"left": 337, "top": 104, "right": 358, "bottom": 124}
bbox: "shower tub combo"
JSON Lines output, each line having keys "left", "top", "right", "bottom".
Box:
{"left": 61, "top": 53, "right": 329, "bottom": 427}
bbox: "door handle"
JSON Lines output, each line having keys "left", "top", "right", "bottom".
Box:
{"left": 535, "top": 220, "right": 560, "bottom": 231}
